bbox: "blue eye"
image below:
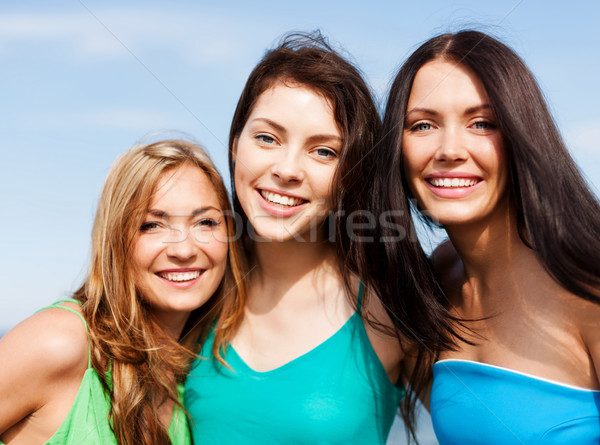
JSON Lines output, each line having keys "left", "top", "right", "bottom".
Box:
{"left": 256, "top": 134, "right": 275, "bottom": 144}
{"left": 316, "top": 148, "right": 336, "bottom": 159}
{"left": 473, "top": 121, "right": 496, "bottom": 130}
{"left": 411, "top": 122, "right": 432, "bottom": 132}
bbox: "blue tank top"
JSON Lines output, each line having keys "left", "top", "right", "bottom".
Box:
{"left": 431, "top": 359, "right": 600, "bottom": 444}
{"left": 184, "top": 288, "right": 405, "bottom": 444}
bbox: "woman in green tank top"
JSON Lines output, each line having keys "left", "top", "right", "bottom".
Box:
{"left": 0, "top": 139, "right": 243, "bottom": 444}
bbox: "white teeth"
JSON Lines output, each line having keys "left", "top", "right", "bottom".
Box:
{"left": 261, "top": 190, "right": 304, "bottom": 207}
{"left": 159, "top": 271, "right": 201, "bottom": 282}
{"left": 429, "top": 178, "right": 479, "bottom": 188}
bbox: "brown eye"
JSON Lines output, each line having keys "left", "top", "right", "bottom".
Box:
{"left": 140, "top": 222, "right": 159, "bottom": 231}
{"left": 198, "top": 218, "right": 220, "bottom": 228}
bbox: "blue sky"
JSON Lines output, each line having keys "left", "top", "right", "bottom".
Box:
{"left": 1, "top": 0, "right": 599, "bottom": 334}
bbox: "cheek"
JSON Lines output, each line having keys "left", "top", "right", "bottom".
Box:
{"left": 315, "top": 165, "right": 337, "bottom": 197}
{"left": 205, "top": 232, "right": 229, "bottom": 267}
{"left": 401, "top": 147, "right": 422, "bottom": 186}
{"left": 233, "top": 148, "right": 257, "bottom": 198}
{"left": 131, "top": 240, "right": 151, "bottom": 273}
{"left": 130, "top": 243, "right": 153, "bottom": 290}
{"left": 483, "top": 136, "right": 508, "bottom": 190}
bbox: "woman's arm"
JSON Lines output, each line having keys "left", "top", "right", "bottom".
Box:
{"left": 0, "top": 305, "right": 88, "bottom": 437}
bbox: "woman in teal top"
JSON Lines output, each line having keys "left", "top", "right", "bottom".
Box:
{"left": 185, "top": 32, "right": 454, "bottom": 444}
{"left": 377, "top": 30, "right": 600, "bottom": 443}
{"left": 186, "top": 284, "right": 405, "bottom": 444}
{"left": 0, "top": 139, "right": 242, "bottom": 444}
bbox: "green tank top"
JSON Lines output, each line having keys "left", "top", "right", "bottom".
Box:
{"left": 185, "top": 284, "right": 405, "bottom": 444}
{"left": 0, "top": 299, "right": 190, "bottom": 445}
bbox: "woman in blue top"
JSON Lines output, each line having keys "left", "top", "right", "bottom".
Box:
{"left": 0, "top": 140, "right": 241, "bottom": 444}
{"left": 377, "top": 30, "right": 600, "bottom": 443}
{"left": 185, "top": 32, "right": 457, "bottom": 444}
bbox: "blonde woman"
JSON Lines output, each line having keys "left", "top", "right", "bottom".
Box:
{"left": 0, "top": 140, "right": 243, "bottom": 444}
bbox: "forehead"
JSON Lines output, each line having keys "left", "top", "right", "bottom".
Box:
{"left": 408, "top": 59, "right": 490, "bottom": 109}
{"left": 250, "top": 82, "right": 338, "bottom": 128}
{"left": 150, "top": 164, "right": 221, "bottom": 210}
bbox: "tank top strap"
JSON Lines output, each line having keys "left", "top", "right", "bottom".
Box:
{"left": 37, "top": 299, "right": 92, "bottom": 369}
{"left": 357, "top": 280, "right": 364, "bottom": 311}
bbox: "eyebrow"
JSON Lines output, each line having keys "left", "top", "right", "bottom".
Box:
{"left": 405, "top": 107, "right": 438, "bottom": 118}
{"left": 250, "top": 117, "right": 287, "bottom": 134}
{"left": 406, "top": 104, "right": 493, "bottom": 118}
{"left": 147, "top": 206, "right": 221, "bottom": 218}
{"left": 463, "top": 104, "right": 492, "bottom": 115}
{"left": 306, "top": 134, "right": 343, "bottom": 145}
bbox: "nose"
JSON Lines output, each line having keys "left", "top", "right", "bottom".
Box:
{"left": 434, "top": 128, "right": 467, "bottom": 162}
{"left": 164, "top": 227, "right": 198, "bottom": 262}
{"left": 271, "top": 147, "right": 304, "bottom": 183}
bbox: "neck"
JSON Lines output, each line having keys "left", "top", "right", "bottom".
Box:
{"left": 445, "top": 202, "right": 533, "bottom": 295}
{"left": 252, "top": 237, "right": 338, "bottom": 289}
{"left": 153, "top": 311, "right": 190, "bottom": 341}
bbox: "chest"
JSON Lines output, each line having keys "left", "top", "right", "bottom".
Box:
{"left": 442, "top": 287, "right": 596, "bottom": 387}
{"left": 185, "top": 323, "right": 403, "bottom": 444}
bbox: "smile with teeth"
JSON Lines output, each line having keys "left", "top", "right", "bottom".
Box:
{"left": 260, "top": 190, "right": 306, "bottom": 207}
{"left": 428, "top": 178, "right": 480, "bottom": 188}
{"left": 157, "top": 271, "right": 202, "bottom": 282}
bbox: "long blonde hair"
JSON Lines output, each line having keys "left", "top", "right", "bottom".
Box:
{"left": 74, "top": 139, "right": 245, "bottom": 444}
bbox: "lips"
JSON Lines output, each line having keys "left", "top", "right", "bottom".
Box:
{"left": 156, "top": 269, "right": 204, "bottom": 282}
{"left": 424, "top": 173, "right": 483, "bottom": 198}
{"left": 259, "top": 189, "right": 307, "bottom": 207}
{"left": 427, "top": 177, "right": 480, "bottom": 188}
{"left": 256, "top": 188, "right": 309, "bottom": 218}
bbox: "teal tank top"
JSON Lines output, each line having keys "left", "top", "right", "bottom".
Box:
{"left": 431, "top": 359, "right": 600, "bottom": 444}
{"left": 0, "top": 299, "right": 190, "bottom": 445}
{"left": 184, "top": 286, "right": 405, "bottom": 444}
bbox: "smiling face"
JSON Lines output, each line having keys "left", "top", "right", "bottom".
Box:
{"left": 132, "top": 164, "right": 228, "bottom": 335}
{"left": 233, "top": 82, "right": 342, "bottom": 242}
{"left": 402, "top": 59, "right": 509, "bottom": 228}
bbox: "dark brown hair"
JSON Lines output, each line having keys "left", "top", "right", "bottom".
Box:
{"left": 223, "top": 30, "right": 384, "bottom": 338}
{"left": 380, "top": 30, "right": 600, "bottom": 440}
{"left": 228, "top": 31, "right": 381, "bottom": 243}
{"left": 384, "top": 30, "right": 600, "bottom": 305}
{"left": 225, "top": 31, "right": 462, "bottom": 439}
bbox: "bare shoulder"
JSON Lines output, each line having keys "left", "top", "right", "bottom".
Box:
{"left": 0, "top": 303, "right": 88, "bottom": 432}
{"left": 14, "top": 303, "right": 88, "bottom": 373}
{"left": 359, "top": 281, "right": 405, "bottom": 383}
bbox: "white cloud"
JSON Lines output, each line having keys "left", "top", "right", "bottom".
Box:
{"left": 0, "top": 8, "right": 249, "bottom": 63}
{"left": 21, "top": 108, "right": 178, "bottom": 131}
